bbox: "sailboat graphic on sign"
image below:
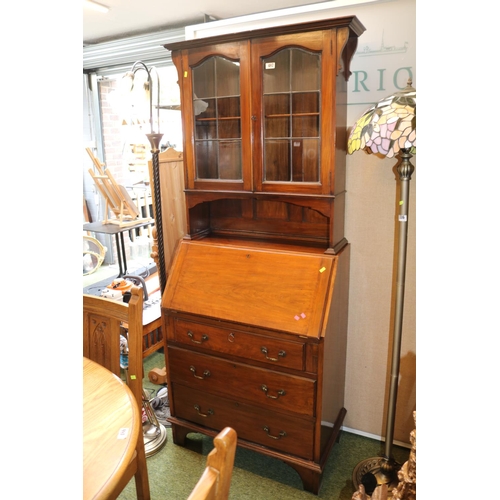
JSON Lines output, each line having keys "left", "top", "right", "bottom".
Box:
{"left": 357, "top": 30, "right": 408, "bottom": 56}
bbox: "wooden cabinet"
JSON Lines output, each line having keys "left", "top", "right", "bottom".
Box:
{"left": 166, "top": 16, "right": 365, "bottom": 253}
{"left": 161, "top": 16, "right": 364, "bottom": 494}
{"left": 162, "top": 239, "right": 351, "bottom": 493}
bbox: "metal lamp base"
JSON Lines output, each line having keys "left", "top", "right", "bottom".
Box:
{"left": 143, "top": 422, "right": 168, "bottom": 457}
{"left": 353, "top": 457, "right": 401, "bottom": 497}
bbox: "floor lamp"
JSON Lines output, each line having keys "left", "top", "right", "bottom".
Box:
{"left": 122, "top": 62, "right": 168, "bottom": 456}
{"left": 123, "top": 61, "right": 167, "bottom": 294}
{"left": 347, "top": 79, "right": 416, "bottom": 495}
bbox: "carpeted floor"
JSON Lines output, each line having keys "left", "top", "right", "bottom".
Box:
{"left": 117, "top": 352, "right": 410, "bottom": 500}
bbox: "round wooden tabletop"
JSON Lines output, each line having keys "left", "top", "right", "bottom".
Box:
{"left": 83, "top": 357, "right": 141, "bottom": 499}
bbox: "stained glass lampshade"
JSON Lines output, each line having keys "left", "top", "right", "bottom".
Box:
{"left": 347, "top": 78, "right": 416, "bottom": 158}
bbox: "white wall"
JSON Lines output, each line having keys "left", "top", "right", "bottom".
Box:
{"left": 341, "top": 0, "right": 416, "bottom": 445}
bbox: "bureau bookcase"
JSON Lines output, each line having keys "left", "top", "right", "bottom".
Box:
{"left": 161, "top": 16, "right": 365, "bottom": 493}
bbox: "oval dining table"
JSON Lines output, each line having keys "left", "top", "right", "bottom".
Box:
{"left": 83, "top": 356, "right": 141, "bottom": 499}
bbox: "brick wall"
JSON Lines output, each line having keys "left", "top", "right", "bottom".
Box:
{"left": 99, "top": 79, "right": 126, "bottom": 185}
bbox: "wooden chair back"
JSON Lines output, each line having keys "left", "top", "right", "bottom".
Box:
{"left": 83, "top": 286, "right": 150, "bottom": 500}
{"left": 187, "top": 427, "right": 237, "bottom": 500}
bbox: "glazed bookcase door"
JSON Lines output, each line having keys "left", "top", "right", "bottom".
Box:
{"left": 251, "top": 31, "right": 337, "bottom": 195}
{"left": 180, "top": 42, "right": 252, "bottom": 192}
{"left": 262, "top": 48, "right": 320, "bottom": 183}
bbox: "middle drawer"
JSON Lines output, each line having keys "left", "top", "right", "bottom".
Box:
{"left": 167, "top": 346, "right": 316, "bottom": 418}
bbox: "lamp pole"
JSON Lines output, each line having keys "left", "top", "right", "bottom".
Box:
{"left": 352, "top": 149, "right": 415, "bottom": 495}
{"left": 383, "top": 148, "right": 414, "bottom": 464}
{"left": 147, "top": 132, "right": 166, "bottom": 293}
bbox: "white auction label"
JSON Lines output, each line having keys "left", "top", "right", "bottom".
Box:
{"left": 117, "top": 428, "right": 129, "bottom": 439}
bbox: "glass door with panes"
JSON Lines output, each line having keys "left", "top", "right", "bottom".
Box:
{"left": 185, "top": 42, "right": 252, "bottom": 191}
{"left": 251, "top": 31, "right": 336, "bottom": 195}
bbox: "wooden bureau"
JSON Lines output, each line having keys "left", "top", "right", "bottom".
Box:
{"left": 160, "top": 16, "right": 364, "bottom": 493}
{"left": 161, "top": 237, "right": 350, "bottom": 493}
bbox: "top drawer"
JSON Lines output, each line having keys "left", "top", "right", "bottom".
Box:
{"left": 171, "top": 318, "right": 306, "bottom": 371}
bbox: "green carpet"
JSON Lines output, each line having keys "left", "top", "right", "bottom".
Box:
{"left": 118, "top": 352, "right": 409, "bottom": 500}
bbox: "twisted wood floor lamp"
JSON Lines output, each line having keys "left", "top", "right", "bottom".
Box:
{"left": 123, "top": 61, "right": 167, "bottom": 293}
{"left": 121, "top": 62, "right": 169, "bottom": 456}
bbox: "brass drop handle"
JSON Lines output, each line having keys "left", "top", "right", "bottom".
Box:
{"left": 187, "top": 330, "right": 208, "bottom": 344}
{"left": 189, "top": 365, "right": 211, "bottom": 379}
{"left": 263, "top": 426, "right": 287, "bottom": 440}
{"left": 261, "top": 384, "right": 286, "bottom": 399}
{"left": 261, "top": 346, "right": 286, "bottom": 362}
{"left": 194, "top": 404, "right": 214, "bottom": 417}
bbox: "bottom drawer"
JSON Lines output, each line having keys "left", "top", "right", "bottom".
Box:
{"left": 171, "top": 383, "right": 315, "bottom": 460}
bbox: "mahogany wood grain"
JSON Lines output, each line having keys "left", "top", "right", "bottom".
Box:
{"left": 172, "top": 383, "right": 315, "bottom": 459}
{"left": 161, "top": 239, "right": 350, "bottom": 493}
{"left": 170, "top": 317, "right": 307, "bottom": 371}
{"left": 167, "top": 346, "right": 315, "bottom": 417}
{"left": 163, "top": 239, "right": 335, "bottom": 338}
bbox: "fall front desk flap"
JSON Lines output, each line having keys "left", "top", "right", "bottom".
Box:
{"left": 162, "top": 239, "right": 341, "bottom": 338}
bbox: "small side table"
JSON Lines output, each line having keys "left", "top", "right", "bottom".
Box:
{"left": 83, "top": 220, "right": 154, "bottom": 277}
